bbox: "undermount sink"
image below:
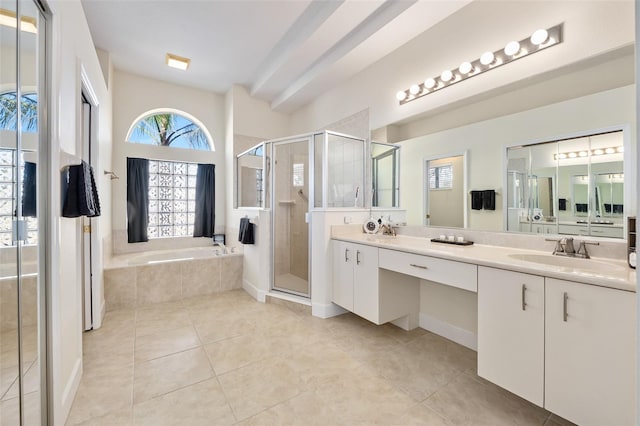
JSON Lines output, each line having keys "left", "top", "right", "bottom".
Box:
{"left": 508, "top": 253, "right": 626, "bottom": 273}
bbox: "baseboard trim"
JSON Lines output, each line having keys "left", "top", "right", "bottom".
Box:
{"left": 243, "top": 279, "right": 267, "bottom": 302}
{"left": 312, "top": 302, "right": 348, "bottom": 319}
{"left": 60, "top": 357, "right": 82, "bottom": 425}
{"left": 419, "top": 313, "right": 477, "bottom": 351}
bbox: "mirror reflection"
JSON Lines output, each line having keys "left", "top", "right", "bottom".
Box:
{"left": 506, "top": 130, "right": 625, "bottom": 239}
{"left": 236, "top": 144, "right": 264, "bottom": 208}
{"left": 371, "top": 142, "right": 399, "bottom": 208}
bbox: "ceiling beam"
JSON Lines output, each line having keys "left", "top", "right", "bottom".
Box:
{"left": 249, "top": 0, "right": 344, "bottom": 97}
{"left": 270, "top": 0, "right": 417, "bottom": 111}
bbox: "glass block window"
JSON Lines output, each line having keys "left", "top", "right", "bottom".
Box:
{"left": 429, "top": 164, "right": 453, "bottom": 190}
{"left": 0, "top": 149, "right": 37, "bottom": 246}
{"left": 255, "top": 169, "right": 263, "bottom": 206}
{"left": 293, "top": 163, "right": 304, "bottom": 187}
{"left": 147, "top": 160, "right": 197, "bottom": 239}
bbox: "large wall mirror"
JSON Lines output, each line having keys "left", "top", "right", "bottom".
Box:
{"left": 371, "top": 141, "right": 399, "bottom": 208}
{"left": 506, "top": 130, "right": 626, "bottom": 239}
{"left": 236, "top": 143, "right": 265, "bottom": 208}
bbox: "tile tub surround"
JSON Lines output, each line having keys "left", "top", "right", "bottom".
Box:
{"left": 68, "top": 289, "right": 573, "bottom": 425}
{"left": 104, "top": 252, "right": 243, "bottom": 310}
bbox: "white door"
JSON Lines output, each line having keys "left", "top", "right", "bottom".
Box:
{"left": 478, "top": 266, "right": 545, "bottom": 406}
{"left": 353, "top": 244, "right": 379, "bottom": 323}
{"left": 545, "top": 278, "right": 636, "bottom": 425}
{"left": 424, "top": 154, "right": 466, "bottom": 227}
{"left": 81, "top": 97, "right": 93, "bottom": 330}
{"left": 332, "top": 240, "right": 354, "bottom": 311}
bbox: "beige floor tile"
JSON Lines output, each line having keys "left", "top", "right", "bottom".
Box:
{"left": 135, "top": 302, "right": 191, "bottom": 337}
{"left": 70, "top": 408, "right": 133, "bottom": 426}
{"left": 191, "top": 311, "right": 256, "bottom": 344}
{"left": 134, "top": 326, "right": 200, "bottom": 362}
{"left": 1, "top": 391, "right": 40, "bottom": 426}
{"left": 544, "top": 413, "right": 576, "bottom": 426}
{"left": 424, "top": 372, "right": 549, "bottom": 426}
{"left": 4, "top": 359, "right": 40, "bottom": 400}
{"left": 314, "top": 368, "right": 416, "bottom": 425}
{"left": 218, "top": 356, "right": 303, "bottom": 421}
{"left": 391, "top": 403, "right": 452, "bottom": 426}
{"left": 133, "top": 347, "right": 213, "bottom": 404}
{"left": 67, "top": 366, "right": 133, "bottom": 425}
{"left": 133, "top": 378, "right": 234, "bottom": 426}
{"left": 204, "top": 334, "right": 269, "bottom": 375}
{"left": 237, "top": 390, "right": 339, "bottom": 426}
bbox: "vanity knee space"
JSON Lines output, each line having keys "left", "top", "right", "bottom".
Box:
{"left": 478, "top": 266, "right": 636, "bottom": 426}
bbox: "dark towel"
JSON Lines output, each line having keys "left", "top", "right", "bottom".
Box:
{"left": 558, "top": 198, "right": 567, "bottom": 211}
{"left": 483, "top": 190, "right": 496, "bottom": 210}
{"left": 22, "top": 162, "right": 37, "bottom": 217}
{"left": 575, "top": 203, "right": 588, "bottom": 213}
{"left": 471, "top": 191, "right": 483, "bottom": 210}
{"left": 613, "top": 204, "right": 624, "bottom": 214}
{"left": 62, "top": 161, "right": 101, "bottom": 218}
{"left": 238, "top": 217, "right": 255, "bottom": 244}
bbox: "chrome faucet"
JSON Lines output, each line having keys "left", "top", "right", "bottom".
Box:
{"left": 378, "top": 223, "right": 396, "bottom": 236}
{"left": 546, "top": 237, "right": 599, "bottom": 258}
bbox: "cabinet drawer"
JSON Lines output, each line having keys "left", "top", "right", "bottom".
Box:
{"left": 378, "top": 248, "right": 477, "bottom": 292}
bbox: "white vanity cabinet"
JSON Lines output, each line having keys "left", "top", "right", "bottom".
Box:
{"left": 477, "top": 267, "right": 545, "bottom": 406}
{"left": 331, "top": 241, "right": 379, "bottom": 323}
{"left": 545, "top": 278, "right": 636, "bottom": 426}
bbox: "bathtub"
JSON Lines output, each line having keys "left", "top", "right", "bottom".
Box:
{"left": 105, "top": 246, "right": 244, "bottom": 310}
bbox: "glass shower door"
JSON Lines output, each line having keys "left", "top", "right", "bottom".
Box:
{"left": 0, "top": 0, "right": 47, "bottom": 423}
{"left": 271, "top": 138, "right": 310, "bottom": 297}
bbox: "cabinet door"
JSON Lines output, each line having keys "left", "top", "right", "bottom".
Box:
{"left": 332, "top": 240, "right": 354, "bottom": 311}
{"left": 353, "top": 244, "right": 380, "bottom": 324}
{"left": 478, "top": 267, "right": 545, "bottom": 406}
{"left": 545, "top": 278, "right": 636, "bottom": 425}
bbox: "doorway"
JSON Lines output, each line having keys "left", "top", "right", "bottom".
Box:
{"left": 271, "top": 137, "right": 310, "bottom": 297}
{"left": 424, "top": 153, "right": 467, "bottom": 227}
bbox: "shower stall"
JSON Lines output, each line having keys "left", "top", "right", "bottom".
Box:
{"left": 265, "top": 131, "right": 365, "bottom": 297}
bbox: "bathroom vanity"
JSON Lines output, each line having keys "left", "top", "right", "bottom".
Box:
{"left": 330, "top": 233, "right": 635, "bottom": 425}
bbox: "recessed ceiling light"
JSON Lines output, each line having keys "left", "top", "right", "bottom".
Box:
{"left": 166, "top": 53, "right": 191, "bottom": 71}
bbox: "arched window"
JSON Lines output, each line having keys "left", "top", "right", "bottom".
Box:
{"left": 0, "top": 92, "right": 38, "bottom": 132}
{"left": 126, "top": 110, "right": 213, "bottom": 151}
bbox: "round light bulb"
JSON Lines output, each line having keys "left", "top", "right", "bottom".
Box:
{"left": 424, "top": 78, "right": 436, "bottom": 89}
{"left": 593, "top": 149, "right": 604, "bottom": 156}
{"left": 396, "top": 91, "right": 407, "bottom": 101}
{"left": 531, "top": 29, "right": 549, "bottom": 45}
{"left": 568, "top": 152, "right": 577, "bottom": 158}
{"left": 440, "top": 70, "right": 453, "bottom": 82}
{"left": 409, "top": 84, "right": 420, "bottom": 95}
{"left": 605, "top": 147, "right": 615, "bottom": 154}
{"left": 558, "top": 153, "right": 567, "bottom": 159}
{"left": 458, "top": 61, "right": 473, "bottom": 74}
{"left": 616, "top": 146, "right": 624, "bottom": 153}
{"left": 480, "top": 51, "right": 495, "bottom": 66}
{"left": 578, "top": 151, "right": 588, "bottom": 157}
{"left": 504, "top": 41, "right": 520, "bottom": 56}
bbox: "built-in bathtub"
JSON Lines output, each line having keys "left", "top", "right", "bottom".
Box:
{"left": 104, "top": 247, "right": 243, "bottom": 310}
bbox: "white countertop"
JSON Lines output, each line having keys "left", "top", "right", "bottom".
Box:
{"left": 332, "top": 233, "right": 636, "bottom": 292}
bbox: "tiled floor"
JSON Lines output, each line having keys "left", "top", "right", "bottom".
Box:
{"left": 68, "top": 289, "right": 571, "bottom": 425}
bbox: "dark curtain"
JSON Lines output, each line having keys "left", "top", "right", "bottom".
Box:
{"left": 22, "top": 162, "right": 37, "bottom": 217}
{"left": 194, "top": 163, "right": 215, "bottom": 238}
{"left": 127, "top": 157, "right": 149, "bottom": 243}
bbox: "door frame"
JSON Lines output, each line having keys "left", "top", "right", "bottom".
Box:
{"left": 423, "top": 150, "right": 469, "bottom": 228}
{"left": 268, "top": 135, "right": 313, "bottom": 298}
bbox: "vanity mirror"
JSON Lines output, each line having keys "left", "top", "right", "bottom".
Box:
{"left": 236, "top": 143, "right": 265, "bottom": 208}
{"left": 506, "top": 130, "right": 626, "bottom": 239}
{"left": 371, "top": 142, "right": 399, "bottom": 208}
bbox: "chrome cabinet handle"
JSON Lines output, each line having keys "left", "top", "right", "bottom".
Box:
{"left": 345, "top": 248, "right": 349, "bottom": 262}
{"left": 521, "top": 284, "right": 526, "bottom": 311}
{"left": 356, "top": 250, "right": 361, "bottom": 265}
{"left": 410, "top": 263, "right": 428, "bottom": 269}
{"left": 563, "top": 292, "right": 568, "bottom": 322}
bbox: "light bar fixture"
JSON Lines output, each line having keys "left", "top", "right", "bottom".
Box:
{"left": 554, "top": 146, "right": 623, "bottom": 160}
{"left": 166, "top": 53, "right": 191, "bottom": 71}
{"left": 396, "top": 24, "right": 563, "bottom": 105}
{"left": 0, "top": 8, "right": 37, "bottom": 34}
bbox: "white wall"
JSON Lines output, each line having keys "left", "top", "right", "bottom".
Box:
{"left": 289, "top": 1, "right": 634, "bottom": 134}
{"left": 399, "top": 85, "right": 636, "bottom": 230}
{"left": 111, "top": 71, "right": 226, "bottom": 253}
{"left": 48, "top": 0, "right": 113, "bottom": 423}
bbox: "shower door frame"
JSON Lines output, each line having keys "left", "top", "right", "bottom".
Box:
{"left": 268, "top": 134, "right": 314, "bottom": 298}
